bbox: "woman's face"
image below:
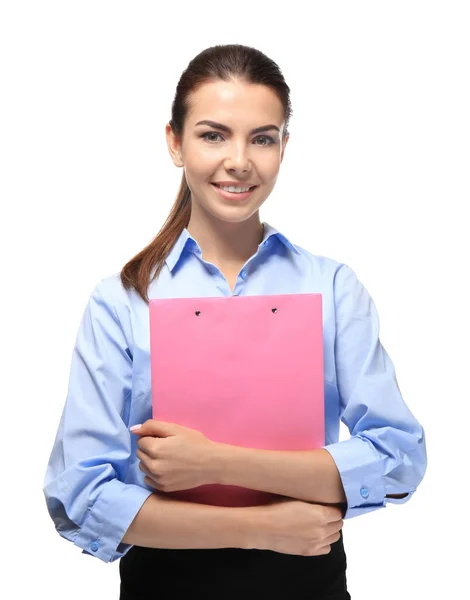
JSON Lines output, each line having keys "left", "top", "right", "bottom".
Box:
{"left": 166, "top": 79, "right": 289, "bottom": 225}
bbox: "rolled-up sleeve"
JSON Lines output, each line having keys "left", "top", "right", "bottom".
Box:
{"left": 323, "top": 264, "right": 427, "bottom": 519}
{"left": 43, "top": 281, "right": 153, "bottom": 562}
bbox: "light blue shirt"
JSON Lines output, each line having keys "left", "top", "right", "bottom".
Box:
{"left": 43, "top": 222, "right": 427, "bottom": 563}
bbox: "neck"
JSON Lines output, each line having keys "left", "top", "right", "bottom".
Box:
{"left": 187, "top": 211, "right": 264, "bottom": 267}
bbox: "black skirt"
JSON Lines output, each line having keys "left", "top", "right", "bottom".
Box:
{"left": 119, "top": 529, "right": 350, "bottom": 599}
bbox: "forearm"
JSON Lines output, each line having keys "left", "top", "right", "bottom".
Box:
{"left": 214, "top": 446, "right": 347, "bottom": 505}
{"left": 121, "top": 492, "right": 261, "bottom": 550}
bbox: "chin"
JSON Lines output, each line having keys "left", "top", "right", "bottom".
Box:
{"left": 197, "top": 206, "right": 258, "bottom": 226}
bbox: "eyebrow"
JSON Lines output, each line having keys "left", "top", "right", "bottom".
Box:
{"left": 195, "top": 120, "right": 281, "bottom": 135}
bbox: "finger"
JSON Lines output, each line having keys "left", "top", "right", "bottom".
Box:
{"left": 130, "top": 420, "right": 177, "bottom": 438}
{"left": 136, "top": 448, "right": 156, "bottom": 464}
{"left": 137, "top": 437, "right": 161, "bottom": 457}
{"left": 138, "top": 460, "right": 158, "bottom": 479}
{"left": 143, "top": 475, "right": 160, "bottom": 489}
{"left": 138, "top": 461, "right": 163, "bottom": 487}
{"left": 138, "top": 460, "right": 151, "bottom": 476}
{"left": 322, "top": 505, "right": 344, "bottom": 523}
{"left": 323, "top": 530, "right": 342, "bottom": 546}
{"left": 325, "top": 519, "right": 344, "bottom": 536}
{"left": 315, "top": 544, "right": 332, "bottom": 556}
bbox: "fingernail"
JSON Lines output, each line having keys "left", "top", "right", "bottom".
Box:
{"left": 130, "top": 424, "right": 142, "bottom": 431}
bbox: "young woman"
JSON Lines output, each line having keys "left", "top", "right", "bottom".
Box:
{"left": 44, "top": 44, "right": 427, "bottom": 599}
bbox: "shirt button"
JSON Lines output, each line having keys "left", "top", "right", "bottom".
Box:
{"left": 90, "top": 541, "right": 100, "bottom": 552}
{"left": 360, "top": 487, "right": 369, "bottom": 499}
{"left": 240, "top": 270, "right": 247, "bottom": 279}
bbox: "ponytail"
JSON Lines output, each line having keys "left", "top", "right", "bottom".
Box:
{"left": 120, "top": 174, "right": 191, "bottom": 304}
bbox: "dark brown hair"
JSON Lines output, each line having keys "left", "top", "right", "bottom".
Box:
{"left": 120, "top": 44, "right": 293, "bottom": 303}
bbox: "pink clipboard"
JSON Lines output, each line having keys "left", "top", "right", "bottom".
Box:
{"left": 149, "top": 293, "right": 324, "bottom": 507}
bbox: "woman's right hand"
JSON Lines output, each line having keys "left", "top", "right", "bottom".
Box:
{"left": 254, "top": 497, "right": 344, "bottom": 557}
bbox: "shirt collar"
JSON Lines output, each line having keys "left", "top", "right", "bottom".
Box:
{"left": 165, "top": 221, "right": 300, "bottom": 272}
{"left": 261, "top": 222, "right": 300, "bottom": 256}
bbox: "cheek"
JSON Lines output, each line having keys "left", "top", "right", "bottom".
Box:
{"left": 184, "top": 144, "right": 281, "bottom": 182}
{"left": 258, "top": 153, "right": 282, "bottom": 180}
{"left": 184, "top": 151, "right": 220, "bottom": 180}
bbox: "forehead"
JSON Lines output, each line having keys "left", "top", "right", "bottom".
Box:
{"left": 186, "top": 79, "right": 284, "bottom": 127}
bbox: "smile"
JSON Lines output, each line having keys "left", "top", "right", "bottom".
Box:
{"left": 212, "top": 184, "right": 257, "bottom": 193}
{"left": 210, "top": 183, "right": 258, "bottom": 202}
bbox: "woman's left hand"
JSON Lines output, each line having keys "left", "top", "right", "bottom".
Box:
{"left": 131, "top": 420, "right": 219, "bottom": 492}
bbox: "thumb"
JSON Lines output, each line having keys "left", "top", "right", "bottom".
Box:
{"left": 129, "top": 420, "right": 176, "bottom": 437}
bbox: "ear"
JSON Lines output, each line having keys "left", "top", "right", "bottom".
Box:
{"left": 166, "top": 123, "right": 184, "bottom": 167}
{"left": 280, "top": 134, "right": 289, "bottom": 163}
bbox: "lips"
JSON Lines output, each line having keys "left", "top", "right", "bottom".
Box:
{"left": 210, "top": 183, "right": 258, "bottom": 202}
{"left": 211, "top": 183, "right": 258, "bottom": 191}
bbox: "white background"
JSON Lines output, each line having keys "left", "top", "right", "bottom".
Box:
{"left": 1, "top": 1, "right": 468, "bottom": 598}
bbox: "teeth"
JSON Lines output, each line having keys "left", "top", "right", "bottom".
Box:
{"left": 216, "top": 185, "right": 252, "bottom": 193}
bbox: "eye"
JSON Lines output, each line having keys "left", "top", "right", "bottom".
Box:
{"left": 200, "top": 131, "right": 276, "bottom": 146}
{"left": 200, "top": 132, "right": 224, "bottom": 143}
{"left": 254, "top": 135, "right": 275, "bottom": 146}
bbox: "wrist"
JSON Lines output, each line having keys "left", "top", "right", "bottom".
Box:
{"left": 237, "top": 505, "right": 271, "bottom": 551}
{"left": 209, "top": 442, "right": 231, "bottom": 485}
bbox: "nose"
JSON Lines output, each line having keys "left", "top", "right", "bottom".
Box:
{"left": 223, "top": 141, "right": 252, "bottom": 173}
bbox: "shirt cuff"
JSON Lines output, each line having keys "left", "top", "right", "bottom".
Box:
{"left": 74, "top": 479, "right": 154, "bottom": 563}
{"left": 323, "top": 435, "right": 386, "bottom": 519}
{"left": 385, "top": 491, "right": 414, "bottom": 506}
